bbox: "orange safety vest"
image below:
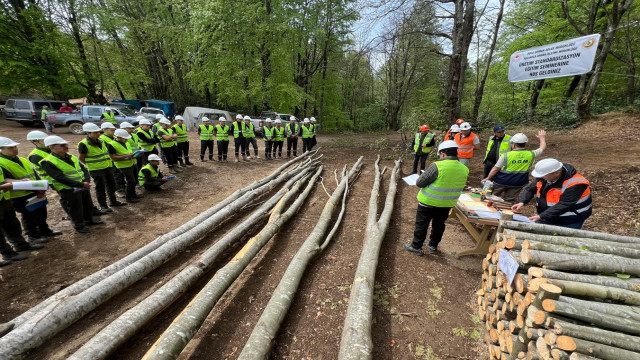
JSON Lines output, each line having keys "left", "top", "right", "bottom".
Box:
{"left": 454, "top": 132, "right": 478, "bottom": 159}
{"left": 536, "top": 173, "right": 592, "bottom": 221}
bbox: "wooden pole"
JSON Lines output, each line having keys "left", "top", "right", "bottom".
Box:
{"left": 500, "top": 221, "right": 640, "bottom": 244}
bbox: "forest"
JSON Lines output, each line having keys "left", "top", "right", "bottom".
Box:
{"left": 1, "top": 0, "right": 637, "bottom": 131}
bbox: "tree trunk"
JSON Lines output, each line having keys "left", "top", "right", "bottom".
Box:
{"left": 505, "top": 229, "right": 640, "bottom": 250}
{"left": 557, "top": 336, "right": 640, "bottom": 360}
{"left": 501, "top": 221, "right": 640, "bottom": 244}
{"left": 528, "top": 267, "right": 640, "bottom": 292}
{"left": 445, "top": 0, "right": 475, "bottom": 124}
{"left": 543, "top": 299, "right": 640, "bottom": 334}
{"left": 522, "top": 239, "right": 640, "bottom": 259}
{"left": 551, "top": 318, "right": 640, "bottom": 353}
{"left": 542, "top": 278, "right": 640, "bottom": 305}
{"left": 526, "top": 80, "right": 545, "bottom": 120}
{"left": 339, "top": 158, "right": 401, "bottom": 360}
{"left": 521, "top": 249, "right": 640, "bottom": 277}
{"left": 556, "top": 295, "right": 640, "bottom": 321}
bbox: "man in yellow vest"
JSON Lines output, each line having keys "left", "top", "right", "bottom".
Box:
{"left": 138, "top": 154, "right": 171, "bottom": 192}
{"left": 40, "top": 105, "right": 54, "bottom": 134}
{"left": 78, "top": 123, "right": 126, "bottom": 212}
{"left": 482, "top": 125, "right": 511, "bottom": 178}
{"left": 198, "top": 117, "right": 215, "bottom": 162}
{"left": 411, "top": 124, "right": 435, "bottom": 175}
{"left": 0, "top": 137, "right": 56, "bottom": 244}
{"left": 108, "top": 129, "right": 141, "bottom": 203}
{"left": 404, "top": 140, "right": 469, "bottom": 256}
{"left": 157, "top": 118, "right": 180, "bottom": 172}
{"left": 100, "top": 107, "right": 117, "bottom": 126}
{"left": 172, "top": 115, "right": 192, "bottom": 167}
{"left": 0, "top": 173, "right": 39, "bottom": 266}
{"left": 309, "top": 117, "right": 318, "bottom": 149}
{"left": 301, "top": 118, "right": 315, "bottom": 153}
{"left": 262, "top": 118, "right": 274, "bottom": 160}
{"left": 40, "top": 136, "right": 104, "bottom": 233}
{"left": 232, "top": 114, "right": 247, "bottom": 162}
{"left": 243, "top": 115, "right": 258, "bottom": 160}
{"left": 136, "top": 118, "right": 159, "bottom": 164}
{"left": 213, "top": 117, "right": 230, "bottom": 162}
{"left": 121, "top": 120, "right": 144, "bottom": 170}
{"left": 285, "top": 116, "right": 300, "bottom": 158}
{"left": 272, "top": 119, "right": 285, "bottom": 158}
{"left": 100, "top": 122, "right": 126, "bottom": 195}
{"left": 483, "top": 131, "right": 547, "bottom": 203}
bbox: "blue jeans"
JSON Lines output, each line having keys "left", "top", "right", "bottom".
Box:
{"left": 537, "top": 220, "right": 584, "bottom": 229}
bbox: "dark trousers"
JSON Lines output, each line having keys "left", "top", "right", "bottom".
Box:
{"left": 0, "top": 198, "right": 30, "bottom": 253}
{"left": 159, "top": 145, "right": 168, "bottom": 166}
{"left": 119, "top": 166, "right": 138, "bottom": 200}
{"left": 143, "top": 183, "right": 164, "bottom": 192}
{"left": 217, "top": 140, "right": 229, "bottom": 161}
{"left": 163, "top": 146, "right": 178, "bottom": 167}
{"left": 11, "top": 195, "right": 49, "bottom": 238}
{"left": 286, "top": 137, "right": 298, "bottom": 157}
{"left": 302, "top": 138, "right": 313, "bottom": 153}
{"left": 272, "top": 141, "right": 283, "bottom": 157}
{"left": 311, "top": 135, "right": 317, "bottom": 148}
{"left": 245, "top": 138, "right": 258, "bottom": 156}
{"left": 112, "top": 164, "right": 125, "bottom": 192}
{"left": 264, "top": 141, "right": 273, "bottom": 159}
{"left": 176, "top": 141, "right": 190, "bottom": 165}
{"left": 90, "top": 167, "right": 118, "bottom": 207}
{"left": 234, "top": 137, "right": 246, "bottom": 156}
{"left": 412, "top": 204, "right": 451, "bottom": 250}
{"left": 412, "top": 154, "right": 429, "bottom": 174}
{"left": 483, "top": 162, "right": 496, "bottom": 179}
{"left": 59, "top": 189, "right": 93, "bottom": 230}
{"left": 200, "top": 140, "right": 214, "bottom": 160}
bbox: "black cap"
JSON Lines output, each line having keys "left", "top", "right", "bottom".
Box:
{"left": 493, "top": 125, "right": 505, "bottom": 132}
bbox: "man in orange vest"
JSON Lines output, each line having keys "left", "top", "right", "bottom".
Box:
{"left": 444, "top": 118, "right": 465, "bottom": 140}
{"left": 512, "top": 158, "right": 592, "bottom": 229}
{"left": 454, "top": 121, "right": 479, "bottom": 166}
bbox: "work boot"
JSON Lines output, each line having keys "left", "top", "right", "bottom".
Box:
{"left": 246, "top": 155, "right": 251, "bottom": 160}
{"left": 185, "top": 157, "right": 194, "bottom": 166}
{"left": 234, "top": 155, "right": 239, "bottom": 163}
{"left": 28, "top": 236, "right": 49, "bottom": 244}
{"left": 15, "top": 242, "right": 44, "bottom": 251}
{"left": 100, "top": 206, "right": 113, "bottom": 213}
{"left": 109, "top": 200, "right": 127, "bottom": 207}
{"left": 75, "top": 227, "right": 90, "bottom": 234}
{"left": 403, "top": 243, "right": 424, "bottom": 256}
{"left": 0, "top": 259, "right": 11, "bottom": 267}
{"left": 427, "top": 244, "right": 438, "bottom": 254}
{"left": 242, "top": 154, "right": 248, "bottom": 161}
{"left": 2, "top": 251, "right": 26, "bottom": 261}
{"left": 92, "top": 207, "right": 108, "bottom": 216}
{"left": 41, "top": 229, "right": 62, "bottom": 236}
{"left": 126, "top": 197, "right": 140, "bottom": 203}
{"left": 178, "top": 159, "right": 185, "bottom": 167}
{"left": 86, "top": 220, "right": 105, "bottom": 226}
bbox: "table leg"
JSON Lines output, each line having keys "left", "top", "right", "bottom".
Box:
{"left": 455, "top": 225, "right": 496, "bottom": 258}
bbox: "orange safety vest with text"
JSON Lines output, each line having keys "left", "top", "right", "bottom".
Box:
{"left": 536, "top": 173, "right": 592, "bottom": 222}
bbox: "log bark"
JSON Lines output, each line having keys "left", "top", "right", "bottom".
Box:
{"left": 500, "top": 221, "right": 640, "bottom": 244}
{"left": 542, "top": 299, "right": 640, "bottom": 336}
{"left": 69, "top": 168, "right": 322, "bottom": 360}
{"left": 543, "top": 278, "right": 640, "bottom": 306}
{"left": 551, "top": 318, "right": 640, "bottom": 353}
{"left": 528, "top": 267, "right": 640, "bottom": 292}
{"left": 5, "top": 155, "right": 312, "bottom": 331}
{"left": 505, "top": 230, "right": 640, "bottom": 251}
{"left": 0, "top": 158, "right": 314, "bottom": 358}
{"left": 556, "top": 295, "right": 640, "bottom": 321}
{"left": 522, "top": 240, "right": 640, "bottom": 259}
{"left": 556, "top": 336, "right": 640, "bottom": 360}
{"left": 569, "top": 353, "right": 601, "bottom": 360}
{"left": 339, "top": 158, "right": 401, "bottom": 360}
{"left": 235, "top": 157, "right": 363, "bottom": 360}
{"left": 521, "top": 249, "right": 640, "bottom": 277}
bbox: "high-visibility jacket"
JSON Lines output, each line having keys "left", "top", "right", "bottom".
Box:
{"left": 199, "top": 124, "right": 214, "bottom": 141}
{"left": 263, "top": 126, "right": 273, "bottom": 140}
{"left": 243, "top": 123, "right": 255, "bottom": 138}
{"left": 536, "top": 173, "right": 592, "bottom": 224}
{"left": 454, "top": 132, "right": 479, "bottom": 159}
{"left": 100, "top": 134, "right": 115, "bottom": 145}
{"left": 127, "top": 132, "right": 141, "bottom": 150}
{"left": 40, "top": 154, "right": 85, "bottom": 191}
{"left": 102, "top": 112, "right": 117, "bottom": 125}
{"left": 232, "top": 122, "right": 245, "bottom": 138}
{"left": 0, "top": 170, "right": 9, "bottom": 201}
{"left": 138, "top": 164, "right": 159, "bottom": 186}
{"left": 494, "top": 150, "right": 536, "bottom": 187}
{"left": 414, "top": 132, "right": 434, "bottom": 153}
{"left": 78, "top": 138, "right": 112, "bottom": 171}
{"left": 302, "top": 125, "right": 314, "bottom": 138}
{"left": 0, "top": 156, "right": 37, "bottom": 198}
{"left": 273, "top": 127, "right": 285, "bottom": 141}
{"left": 136, "top": 129, "right": 156, "bottom": 152}
{"left": 215, "top": 125, "right": 230, "bottom": 141}
{"left": 286, "top": 123, "right": 299, "bottom": 138}
{"left": 174, "top": 124, "right": 188, "bottom": 143}
{"left": 157, "top": 128, "right": 176, "bottom": 148}
{"left": 110, "top": 140, "right": 135, "bottom": 169}
{"left": 417, "top": 159, "right": 469, "bottom": 207}
{"left": 29, "top": 148, "right": 51, "bottom": 180}
{"left": 484, "top": 135, "right": 511, "bottom": 162}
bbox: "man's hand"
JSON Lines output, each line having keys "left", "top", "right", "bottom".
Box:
{"left": 0, "top": 183, "right": 13, "bottom": 191}
{"left": 529, "top": 215, "right": 541, "bottom": 222}
{"left": 82, "top": 182, "right": 91, "bottom": 189}
{"left": 481, "top": 178, "right": 489, "bottom": 184}
{"left": 512, "top": 202, "right": 524, "bottom": 212}
{"left": 536, "top": 130, "right": 546, "bottom": 139}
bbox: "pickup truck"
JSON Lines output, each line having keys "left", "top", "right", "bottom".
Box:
{"left": 137, "top": 107, "right": 165, "bottom": 121}
{"left": 46, "top": 105, "right": 139, "bottom": 135}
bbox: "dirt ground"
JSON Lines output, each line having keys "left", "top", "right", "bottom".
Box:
{"left": 0, "top": 112, "right": 638, "bottom": 360}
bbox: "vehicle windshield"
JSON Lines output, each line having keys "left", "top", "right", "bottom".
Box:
{"left": 145, "top": 108, "right": 164, "bottom": 115}
{"left": 117, "top": 107, "right": 136, "bottom": 116}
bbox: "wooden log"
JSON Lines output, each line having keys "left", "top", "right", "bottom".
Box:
{"left": 536, "top": 337, "right": 551, "bottom": 360}
{"left": 489, "top": 264, "right": 499, "bottom": 276}
{"left": 556, "top": 336, "right": 640, "bottom": 360}
{"left": 520, "top": 249, "right": 640, "bottom": 277}
{"left": 504, "top": 229, "right": 640, "bottom": 250}
{"left": 509, "top": 321, "right": 519, "bottom": 334}
{"left": 500, "top": 221, "right": 640, "bottom": 244}
{"left": 528, "top": 267, "right": 640, "bottom": 292}
{"left": 490, "top": 328, "right": 500, "bottom": 343}
{"left": 550, "top": 317, "right": 640, "bottom": 353}
{"left": 556, "top": 295, "right": 640, "bottom": 321}
{"left": 545, "top": 278, "right": 640, "bottom": 306}
{"left": 514, "top": 273, "right": 529, "bottom": 294}
{"left": 532, "top": 283, "right": 562, "bottom": 309}
{"left": 542, "top": 299, "right": 640, "bottom": 336}
{"left": 568, "top": 353, "right": 602, "bottom": 360}
{"left": 550, "top": 348, "right": 569, "bottom": 360}
{"left": 522, "top": 240, "right": 640, "bottom": 259}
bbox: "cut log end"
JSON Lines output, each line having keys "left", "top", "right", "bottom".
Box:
{"left": 556, "top": 335, "right": 577, "bottom": 352}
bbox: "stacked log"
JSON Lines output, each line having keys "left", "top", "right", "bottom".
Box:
{"left": 477, "top": 219, "right": 640, "bottom": 360}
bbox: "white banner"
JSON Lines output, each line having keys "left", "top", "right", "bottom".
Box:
{"left": 508, "top": 34, "right": 600, "bottom": 82}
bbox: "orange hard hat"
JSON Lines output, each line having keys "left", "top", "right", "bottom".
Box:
{"left": 420, "top": 125, "right": 430, "bottom": 132}
{"left": 455, "top": 118, "right": 465, "bottom": 125}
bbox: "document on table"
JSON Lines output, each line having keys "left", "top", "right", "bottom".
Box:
{"left": 474, "top": 211, "right": 502, "bottom": 220}
{"left": 513, "top": 214, "right": 534, "bottom": 223}
{"left": 458, "top": 193, "right": 474, "bottom": 202}
{"left": 402, "top": 174, "right": 420, "bottom": 186}
{"left": 12, "top": 180, "right": 49, "bottom": 190}
{"left": 461, "top": 201, "right": 492, "bottom": 212}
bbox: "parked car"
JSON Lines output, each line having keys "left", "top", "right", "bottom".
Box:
{"left": 0, "top": 100, "right": 6, "bottom": 114}
{"left": 229, "top": 114, "right": 263, "bottom": 136}
{"left": 182, "top": 107, "right": 233, "bottom": 131}
{"left": 136, "top": 107, "right": 165, "bottom": 120}
{"left": 109, "top": 103, "right": 137, "bottom": 113}
{"left": 46, "top": 105, "right": 139, "bottom": 135}
{"left": 259, "top": 111, "right": 294, "bottom": 123}
{"left": 4, "top": 99, "right": 68, "bottom": 126}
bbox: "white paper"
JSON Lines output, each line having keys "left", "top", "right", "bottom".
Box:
{"left": 402, "top": 174, "right": 419, "bottom": 186}
{"left": 458, "top": 193, "right": 474, "bottom": 202}
{"left": 498, "top": 249, "right": 519, "bottom": 285}
{"left": 11, "top": 180, "right": 49, "bottom": 191}
{"left": 474, "top": 211, "right": 501, "bottom": 220}
{"left": 513, "top": 214, "right": 534, "bottom": 223}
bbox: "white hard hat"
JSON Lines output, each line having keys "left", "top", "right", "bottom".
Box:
{"left": 44, "top": 136, "right": 68, "bottom": 147}
{"left": 0, "top": 137, "right": 19, "bottom": 147}
{"left": 265, "top": 118, "right": 272, "bottom": 123}
{"left": 202, "top": 116, "right": 210, "bottom": 122}
{"left": 219, "top": 117, "right": 226, "bottom": 122}
{"left": 459, "top": 122, "right": 471, "bottom": 131}
{"left": 175, "top": 115, "right": 184, "bottom": 121}
{"left": 303, "top": 118, "right": 310, "bottom": 123}
{"left": 136, "top": 116, "right": 147, "bottom": 122}
{"left": 101, "top": 122, "right": 116, "bottom": 129}
{"left": 105, "top": 107, "right": 112, "bottom": 111}
{"left": 275, "top": 119, "right": 282, "bottom": 124}
{"left": 450, "top": 124, "right": 460, "bottom": 132}
{"left": 236, "top": 114, "right": 243, "bottom": 119}
{"left": 148, "top": 154, "right": 162, "bottom": 161}
{"left": 120, "top": 122, "right": 134, "bottom": 129}
{"left": 531, "top": 158, "right": 563, "bottom": 178}
{"left": 114, "top": 129, "right": 131, "bottom": 139}
{"left": 27, "top": 131, "right": 48, "bottom": 141}
{"left": 289, "top": 116, "right": 296, "bottom": 121}
{"left": 159, "top": 119, "right": 171, "bottom": 125}
{"left": 244, "top": 116, "right": 251, "bottom": 120}
{"left": 510, "top": 133, "right": 528, "bottom": 143}
{"left": 83, "top": 123, "right": 101, "bottom": 132}
{"left": 139, "top": 119, "right": 152, "bottom": 125}
{"left": 310, "top": 117, "right": 316, "bottom": 122}
{"left": 155, "top": 114, "right": 164, "bottom": 119}
{"left": 437, "top": 140, "right": 458, "bottom": 152}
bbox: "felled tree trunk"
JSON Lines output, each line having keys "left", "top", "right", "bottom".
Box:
{"left": 504, "top": 229, "right": 640, "bottom": 250}
{"left": 528, "top": 267, "right": 640, "bottom": 292}
{"left": 501, "top": 221, "right": 640, "bottom": 244}
{"left": 557, "top": 335, "right": 640, "bottom": 360}
{"left": 543, "top": 299, "right": 640, "bottom": 335}
{"left": 521, "top": 249, "right": 640, "bottom": 277}
{"left": 556, "top": 295, "right": 640, "bottom": 321}
{"left": 551, "top": 318, "right": 640, "bottom": 353}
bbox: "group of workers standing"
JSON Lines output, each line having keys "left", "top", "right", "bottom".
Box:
{"left": 406, "top": 119, "right": 592, "bottom": 257}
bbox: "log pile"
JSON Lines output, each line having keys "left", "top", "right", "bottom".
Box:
{"left": 477, "top": 219, "right": 640, "bottom": 360}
